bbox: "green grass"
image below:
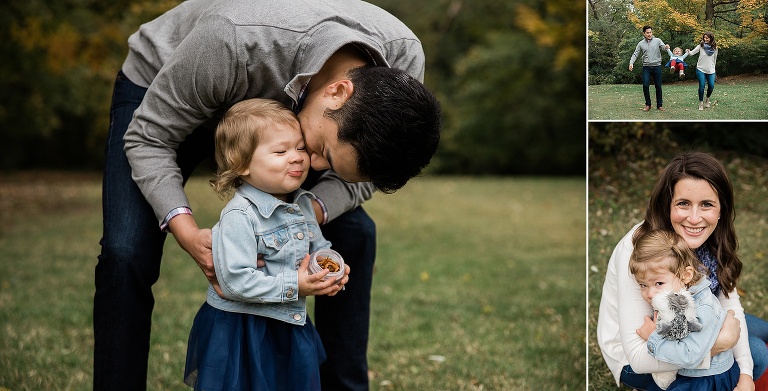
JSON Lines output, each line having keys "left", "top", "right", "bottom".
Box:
{"left": 588, "top": 74, "right": 768, "bottom": 120}
{"left": 588, "top": 153, "right": 768, "bottom": 390}
{"left": 0, "top": 173, "right": 586, "bottom": 390}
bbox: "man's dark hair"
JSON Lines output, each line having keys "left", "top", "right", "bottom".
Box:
{"left": 325, "top": 66, "right": 442, "bottom": 193}
{"left": 642, "top": 25, "right": 652, "bottom": 32}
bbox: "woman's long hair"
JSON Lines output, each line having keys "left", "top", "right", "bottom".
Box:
{"left": 701, "top": 31, "right": 717, "bottom": 50}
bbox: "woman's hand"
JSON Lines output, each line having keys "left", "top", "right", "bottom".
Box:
{"left": 636, "top": 312, "right": 658, "bottom": 341}
{"left": 734, "top": 373, "right": 755, "bottom": 391}
{"left": 711, "top": 310, "right": 740, "bottom": 356}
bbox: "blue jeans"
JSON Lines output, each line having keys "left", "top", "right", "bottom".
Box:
{"left": 642, "top": 66, "right": 663, "bottom": 108}
{"left": 621, "top": 365, "right": 654, "bottom": 390}
{"left": 94, "top": 71, "right": 376, "bottom": 391}
{"left": 696, "top": 69, "right": 716, "bottom": 102}
{"left": 747, "top": 313, "right": 768, "bottom": 380}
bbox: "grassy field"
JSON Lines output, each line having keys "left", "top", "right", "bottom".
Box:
{"left": 0, "top": 172, "right": 586, "bottom": 390}
{"left": 588, "top": 152, "right": 768, "bottom": 390}
{"left": 588, "top": 74, "right": 768, "bottom": 120}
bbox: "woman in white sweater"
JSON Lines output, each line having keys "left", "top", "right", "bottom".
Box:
{"left": 687, "top": 32, "right": 719, "bottom": 110}
{"left": 597, "top": 152, "right": 757, "bottom": 390}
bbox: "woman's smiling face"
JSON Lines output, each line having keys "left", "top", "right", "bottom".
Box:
{"left": 669, "top": 178, "right": 721, "bottom": 250}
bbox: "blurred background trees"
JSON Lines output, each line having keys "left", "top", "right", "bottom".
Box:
{"left": 0, "top": 0, "right": 586, "bottom": 175}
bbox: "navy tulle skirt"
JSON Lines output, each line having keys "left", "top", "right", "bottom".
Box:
{"left": 184, "top": 302, "right": 326, "bottom": 391}
{"left": 649, "top": 361, "right": 740, "bottom": 391}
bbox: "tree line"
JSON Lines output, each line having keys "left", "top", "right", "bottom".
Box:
{"left": 1, "top": 0, "right": 585, "bottom": 175}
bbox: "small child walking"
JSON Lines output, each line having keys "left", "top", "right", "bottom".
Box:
{"left": 630, "top": 229, "right": 741, "bottom": 390}
{"left": 184, "top": 98, "right": 349, "bottom": 391}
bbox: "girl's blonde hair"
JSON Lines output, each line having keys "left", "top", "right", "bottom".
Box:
{"left": 629, "top": 229, "right": 705, "bottom": 286}
{"left": 211, "top": 98, "right": 300, "bottom": 197}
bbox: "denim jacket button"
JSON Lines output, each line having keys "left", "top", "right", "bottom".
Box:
{"left": 308, "top": 231, "right": 314, "bottom": 238}
{"left": 293, "top": 313, "right": 302, "bottom": 321}
{"left": 287, "top": 207, "right": 295, "bottom": 214}
{"left": 296, "top": 232, "right": 304, "bottom": 240}
{"left": 286, "top": 288, "right": 295, "bottom": 298}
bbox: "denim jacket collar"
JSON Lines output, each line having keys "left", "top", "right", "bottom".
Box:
{"left": 235, "top": 183, "right": 316, "bottom": 219}
{"left": 687, "top": 277, "right": 711, "bottom": 297}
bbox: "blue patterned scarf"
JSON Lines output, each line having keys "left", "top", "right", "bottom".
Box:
{"left": 702, "top": 43, "right": 716, "bottom": 56}
{"left": 695, "top": 245, "right": 720, "bottom": 296}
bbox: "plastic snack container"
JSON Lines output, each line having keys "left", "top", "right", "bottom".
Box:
{"left": 309, "top": 249, "right": 345, "bottom": 281}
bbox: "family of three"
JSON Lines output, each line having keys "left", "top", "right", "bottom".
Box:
{"left": 93, "top": 0, "right": 441, "bottom": 390}
{"left": 598, "top": 152, "right": 768, "bottom": 390}
{"left": 629, "top": 26, "right": 719, "bottom": 111}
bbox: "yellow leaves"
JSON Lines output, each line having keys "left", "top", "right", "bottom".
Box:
{"left": 47, "top": 23, "right": 81, "bottom": 74}
{"left": 630, "top": 0, "right": 768, "bottom": 45}
{"left": 10, "top": 16, "right": 123, "bottom": 75}
{"left": 515, "top": 6, "right": 553, "bottom": 47}
{"left": 514, "top": 1, "right": 585, "bottom": 70}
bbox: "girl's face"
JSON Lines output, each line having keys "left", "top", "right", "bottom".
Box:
{"left": 673, "top": 48, "right": 682, "bottom": 56}
{"left": 636, "top": 266, "right": 684, "bottom": 304}
{"left": 669, "top": 178, "right": 721, "bottom": 250}
{"left": 240, "top": 121, "right": 310, "bottom": 201}
{"left": 703, "top": 35, "right": 711, "bottom": 43}
{"left": 635, "top": 259, "right": 694, "bottom": 304}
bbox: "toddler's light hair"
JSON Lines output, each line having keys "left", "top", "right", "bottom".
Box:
{"left": 673, "top": 47, "right": 683, "bottom": 53}
{"left": 629, "top": 229, "right": 705, "bottom": 286}
{"left": 211, "top": 98, "right": 300, "bottom": 197}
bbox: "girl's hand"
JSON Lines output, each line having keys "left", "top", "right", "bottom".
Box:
{"left": 297, "top": 254, "right": 346, "bottom": 297}
{"left": 326, "top": 263, "right": 350, "bottom": 297}
{"left": 734, "top": 373, "right": 755, "bottom": 391}
{"left": 636, "top": 312, "right": 658, "bottom": 341}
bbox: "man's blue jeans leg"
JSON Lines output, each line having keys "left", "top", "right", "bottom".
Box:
{"left": 642, "top": 66, "right": 663, "bottom": 108}
{"left": 316, "top": 207, "right": 376, "bottom": 391}
{"left": 94, "top": 71, "right": 214, "bottom": 391}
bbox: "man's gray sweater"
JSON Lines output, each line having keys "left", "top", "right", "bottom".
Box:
{"left": 122, "top": 0, "right": 425, "bottom": 224}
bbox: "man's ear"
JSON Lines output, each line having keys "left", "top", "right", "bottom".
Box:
{"left": 324, "top": 79, "right": 354, "bottom": 108}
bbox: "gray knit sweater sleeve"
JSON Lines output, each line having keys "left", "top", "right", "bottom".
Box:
{"left": 124, "top": 14, "right": 247, "bottom": 224}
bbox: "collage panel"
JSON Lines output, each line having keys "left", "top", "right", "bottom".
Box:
{"left": 588, "top": 123, "right": 768, "bottom": 390}
{"left": 588, "top": 0, "right": 768, "bottom": 120}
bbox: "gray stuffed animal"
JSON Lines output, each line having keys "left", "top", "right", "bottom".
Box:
{"left": 652, "top": 289, "right": 703, "bottom": 340}
{"left": 649, "top": 289, "right": 703, "bottom": 390}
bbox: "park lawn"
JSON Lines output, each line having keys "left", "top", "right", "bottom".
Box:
{"left": 588, "top": 74, "right": 768, "bottom": 120}
{"left": 588, "top": 153, "right": 768, "bottom": 390}
{"left": 0, "top": 173, "right": 586, "bottom": 390}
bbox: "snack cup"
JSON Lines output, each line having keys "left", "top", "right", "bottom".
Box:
{"left": 309, "top": 249, "right": 345, "bottom": 281}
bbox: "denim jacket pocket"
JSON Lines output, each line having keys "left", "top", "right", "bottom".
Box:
{"left": 261, "top": 228, "right": 291, "bottom": 253}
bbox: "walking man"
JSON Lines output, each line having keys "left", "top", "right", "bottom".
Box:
{"left": 629, "top": 25, "right": 669, "bottom": 111}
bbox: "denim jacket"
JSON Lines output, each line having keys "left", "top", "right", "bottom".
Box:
{"left": 206, "top": 183, "right": 331, "bottom": 325}
{"left": 646, "top": 277, "right": 734, "bottom": 377}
